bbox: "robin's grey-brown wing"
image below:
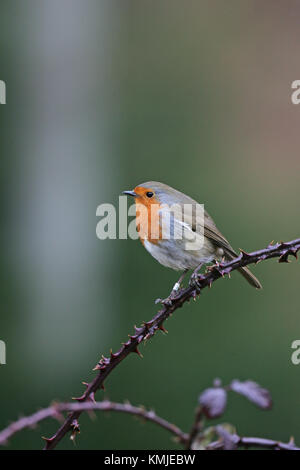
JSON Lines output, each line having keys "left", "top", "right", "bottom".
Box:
{"left": 158, "top": 189, "right": 262, "bottom": 289}
{"left": 149, "top": 182, "right": 232, "bottom": 251}
{"left": 143, "top": 182, "right": 261, "bottom": 288}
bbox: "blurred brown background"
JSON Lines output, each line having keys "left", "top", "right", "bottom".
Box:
{"left": 0, "top": 0, "right": 299, "bottom": 449}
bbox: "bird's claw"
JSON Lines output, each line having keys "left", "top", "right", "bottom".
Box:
{"left": 154, "top": 271, "right": 188, "bottom": 306}
{"left": 155, "top": 291, "right": 177, "bottom": 306}
{"left": 189, "top": 272, "right": 202, "bottom": 291}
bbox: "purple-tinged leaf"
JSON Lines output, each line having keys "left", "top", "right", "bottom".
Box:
{"left": 230, "top": 380, "right": 272, "bottom": 409}
{"left": 215, "top": 425, "right": 239, "bottom": 450}
{"left": 199, "top": 387, "right": 227, "bottom": 419}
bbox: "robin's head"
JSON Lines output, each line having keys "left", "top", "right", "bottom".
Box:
{"left": 123, "top": 181, "right": 183, "bottom": 207}
{"left": 123, "top": 184, "right": 159, "bottom": 210}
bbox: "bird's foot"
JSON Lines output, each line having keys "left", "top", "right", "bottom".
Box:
{"left": 155, "top": 284, "right": 185, "bottom": 306}
{"left": 155, "top": 270, "right": 188, "bottom": 306}
{"left": 155, "top": 295, "right": 175, "bottom": 306}
{"left": 189, "top": 264, "right": 204, "bottom": 292}
{"left": 189, "top": 273, "right": 202, "bottom": 291}
{"left": 155, "top": 288, "right": 180, "bottom": 306}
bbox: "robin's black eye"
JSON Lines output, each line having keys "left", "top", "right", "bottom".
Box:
{"left": 146, "top": 191, "right": 154, "bottom": 198}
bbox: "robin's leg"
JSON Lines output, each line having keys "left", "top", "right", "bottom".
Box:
{"left": 172, "top": 269, "right": 189, "bottom": 293}
{"left": 155, "top": 269, "right": 188, "bottom": 305}
{"left": 189, "top": 263, "right": 203, "bottom": 290}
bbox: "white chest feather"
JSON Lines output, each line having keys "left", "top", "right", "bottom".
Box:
{"left": 143, "top": 238, "right": 215, "bottom": 271}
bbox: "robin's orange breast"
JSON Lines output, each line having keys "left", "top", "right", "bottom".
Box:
{"left": 134, "top": 193, "right": 163, "bottom": 245}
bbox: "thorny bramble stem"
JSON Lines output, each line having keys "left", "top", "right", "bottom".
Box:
{"left": 0, "top": 400, "right": 188, "bottom": 446}
{"left": 42, "top": 238, "right": 300, "bottom": 449}
{"left": 0, "top": 398, "right": 299, "bottom": 450}
{"left": 207, "top": 435, "right": 300, "bottom": 451}
{"left": 185, "top": 405, "right": 204, "bottom": 449}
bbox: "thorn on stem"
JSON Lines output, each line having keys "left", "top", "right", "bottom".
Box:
{"left": 72, "top": 394, "right": 85, "bottom": 402}
{"left": 289, "top": 249, "right": 298, "bottom": 260}
{"left": 110, "top": 349, "right": 118, "bottom": 360}
{"left": 239, "top": 248, "right": 251, "bottom": 260}
{"left": 159, "top": 324, "right": 168, "bottom": 334}
{"left": 278, "top": 252, "right": 290, "bottom": 263}
{"left": 42, "top": 436, "right": 54, "bottom": 444}
{"left": 132, "top": 347, "right": 143, "bottom": 358}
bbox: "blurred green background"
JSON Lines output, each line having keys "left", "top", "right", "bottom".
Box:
{"left": 0, "top": 0, "right": 299, "bottom": 450}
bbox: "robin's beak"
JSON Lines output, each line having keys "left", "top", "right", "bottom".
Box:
{"left": 122, "top": 190, "right": 138, "bottom": 197}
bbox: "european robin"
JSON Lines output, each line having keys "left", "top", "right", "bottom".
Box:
{"left": 123, "top": 181, "right": 262, "bottom": 291}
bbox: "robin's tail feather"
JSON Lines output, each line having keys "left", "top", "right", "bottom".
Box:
{"left": 224, "top": 250, "right": 262, "bottom": 289}
{"left": 237, "top": 265, "right": 262, "bottom": 289}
